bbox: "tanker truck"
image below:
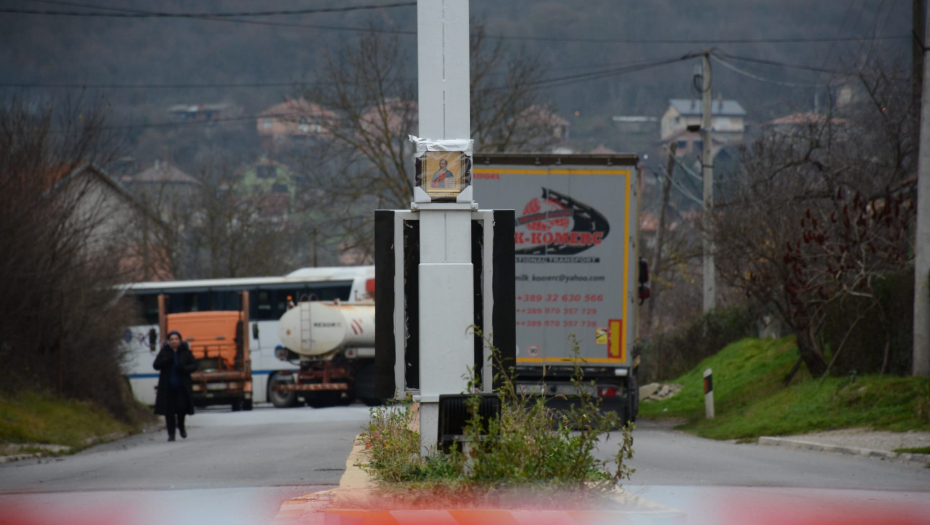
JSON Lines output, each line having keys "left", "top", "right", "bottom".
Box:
{"left": 269, "top": 300, "right": 379, "bottom": 408}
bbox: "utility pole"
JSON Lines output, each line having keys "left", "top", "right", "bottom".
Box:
{"left": 913, "top": 1, "right": 930, "bottom": 378}
{"left": 646, "top": 142, "right": 676, "bottom": 333}
{"left": 701, "top": 50, "right": 715, "bottom": 313}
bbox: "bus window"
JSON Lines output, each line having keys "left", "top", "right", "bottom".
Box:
{"left": 169, "top": 292, "right": 209, "bottom": 313}
{"left": 210, "top": 291, "right": 240, "bottom": 311}
{"left": 136, "top": 293, "right": 159, "bottom": 325}
{"left": 309, "top": 285, "right": 352, "bottom": 302}
{"left": 254, "top": 290, "right": 276, "bottom": 321}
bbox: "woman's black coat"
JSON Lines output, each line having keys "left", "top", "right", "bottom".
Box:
{"left": 153, "top": 342, "right": 198, "bottom": 416}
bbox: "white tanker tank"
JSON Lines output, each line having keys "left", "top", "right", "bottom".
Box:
{"left": 278, "top": 301, "right": 375, "bottom": 357}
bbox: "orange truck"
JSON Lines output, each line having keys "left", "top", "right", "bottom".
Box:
{"left": 157, "top": 292, "right": 253, "bottom": 411}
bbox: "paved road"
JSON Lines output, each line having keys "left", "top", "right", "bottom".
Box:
{"left": 598, "top": 420, "right": 930, "bottom": 491}
{"left": 2, "top": 409, "right": 929, "bottom": 525}
{"left": 599, "top": 420, "right": 930, "bottom": 525}
{"left": 0, "top": 404, "right": 371, "bottom": 493}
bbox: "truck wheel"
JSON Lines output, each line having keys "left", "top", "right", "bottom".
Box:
{"left": 362, "top": 398, "right": 384, "bottom": 407}
{"left": 269, "top": 374, "right": 298, "bottom": 408}
{"left": 231, "top": 399, "right": 242, "bottom": 412}
{"left": 243, "top": 399, "right": 253, "bottom": 411}
{"left": 619, "top": 394, "right": 635, "bottom": 426}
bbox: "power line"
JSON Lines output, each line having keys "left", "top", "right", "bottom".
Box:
{"left": 713, "top": 51, "right": 845, "bottom": 75}
{"left": 654, "top": 168, "right": 703, "bottom": 206}
{"left": 5, "top": 2, "right": 910, "bottom": 46}
{"left": 512, "top": 53, "right": 700, "bottom": 91}
{"left": 487, "top": 34, "right": 908, "bottom": 46}
{"left": 0, "top": 81, "right": 303, "bottom": 89}
{"left": 11, "top": 0, "right": 420, "bottom": 34}
{"left": 712, "top": 55, "right": 831, "bottom": 89}
{"left": 2, "top": 54, "right": 697, "bottom": 91}
{"left": 3, "top": 1, "right": 416, "bottom": 18}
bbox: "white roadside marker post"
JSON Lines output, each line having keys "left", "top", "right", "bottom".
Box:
{"left": 703, "top": 368, "right": 714, "bottom": 419}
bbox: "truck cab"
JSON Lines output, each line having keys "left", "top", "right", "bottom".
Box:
{"left": 159, "top": 292, "right": 253, "bottom": 411}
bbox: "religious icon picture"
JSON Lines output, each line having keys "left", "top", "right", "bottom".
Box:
{"left": 416, "top": 151, "right": 471, "bottom": 201}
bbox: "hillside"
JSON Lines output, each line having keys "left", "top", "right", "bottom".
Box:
{"left": 640, "top": 338, "right": 930, "bottom": 440}
{"left": 0, "top": 0, "right": 911, "bottom": 163}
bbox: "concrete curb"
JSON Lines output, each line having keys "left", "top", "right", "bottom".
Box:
{"left": 0, "top": 431, "right": 134, "bottom": 465}
{"left": 758, "top": 436, "right": 930, "bottom": 465}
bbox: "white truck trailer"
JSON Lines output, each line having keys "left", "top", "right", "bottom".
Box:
{"left": 471, "top": 153, "right": 645, "bottom": 423}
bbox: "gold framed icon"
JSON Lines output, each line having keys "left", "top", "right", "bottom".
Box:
{"left": 416, "top": 151, "right": 471, "bottom": 201}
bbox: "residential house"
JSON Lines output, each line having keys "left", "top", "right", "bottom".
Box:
{"left": 516, "top": 105, "right": 571, "bottom": 142}
{"left": 763, "top": 113, "right": 850, "bottom": 137}
{"left": 588, "top": 144, "right": 618, "bottom": 154}
{"left": 660, "top": 98, "right": 746, "bottom": 144}
{"left": 359, "top": 98, "right": 418, "bottom": 137}
{"left": 120, "top": 160, "right": 202, "bottom": 212}
{"left": 50, "top": 163, "right": 172, "bottom": 281}
{"left": 257, "top": 98, "right": 336, "bottom": 141}
{"left": 612, "top": 116, "right": 660, "bottom": 135}
{"left": 236, "top": 158, "right": 303, "bottom": 219}
{"left": 167, "top": 103, "right": 231, "bottom": 122}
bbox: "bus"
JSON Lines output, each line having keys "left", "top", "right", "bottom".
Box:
{"left": 121, "top": 266, "right": 375, "bottom": 408}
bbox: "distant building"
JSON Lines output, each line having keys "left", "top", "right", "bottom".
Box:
{"left": 121, "top": 160, "right": 200, "bottom": 189}
{"left": 612, "top": 116, "right": 659, "bottom": 136}
{"left": 516, "top": 105, "right": 571, "bottom": 142}
{"left": 359, "top": 98, "right": 418, "bottom": 136}
{"left": 660, "top": 98, "right": 746, "bottom": 143}
{"left": 763, "top": 113, "right": 850, "bottom": 136}
{"left": 662, "top": 128, "right": 727, "bottom": 158}
{"left": 236, "top": 158, "right": 301, "bottom": 219}
{"left": 167, "top": 103, "right": 230, "bottom": 122}
{"left": 588, "top": 143, "right": 618, "bottom": 154}
{"left": 257, "top": 98, "right": 336, "bottom": 141}
{"left": 48, "top": 163, "right": 171, "bottom": 281}
{"left": 120, "top": 160, "right": 202, "bottom": 221}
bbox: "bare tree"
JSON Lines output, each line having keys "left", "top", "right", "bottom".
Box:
{"left": 0, "top": 96, "right": 142, "bottom": 420}
{"left": 289, "top": 23, "right": 557, "bottom": 262}
{"left": 714, "top": 58, "right": 918, "bottom": 379}
{"left": 186, "top": 156, "right": 294, "bottom": 278}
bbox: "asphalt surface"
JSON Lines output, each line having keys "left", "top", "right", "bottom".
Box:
{"left": 597, "top": 420, "right": 930, "bottom": 491}
{"left": 1, "top": 408, "right": 929, "bottom": 525}
{"left": 0, "top": 404, "right": 371, "bottom": 492}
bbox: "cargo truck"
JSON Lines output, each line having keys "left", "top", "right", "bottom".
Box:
{"left": 157, "top": 292, "right": 254, "bottom": 411}
{"left": 471, "top": 153, "right": 646, "bottom": 424}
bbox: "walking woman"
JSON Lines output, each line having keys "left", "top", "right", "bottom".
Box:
{"left": 153, "top": 330, "right": 197, "bottom": 441}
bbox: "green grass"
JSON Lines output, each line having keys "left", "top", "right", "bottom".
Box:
{"left": 893, "top": 446, "right": 930, "bottom": 454}
{"left": 0, "top": 390, "right": 135, "bottom": 451}
{"left": 639, "top": 337, "right": 930, "bottom": 440}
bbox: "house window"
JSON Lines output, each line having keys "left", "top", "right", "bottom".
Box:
{"left": 272, "top": 183, "right": 289, "bottom": 194}
{"left": 256, "top": 165, "right": 275, "bottom": 179}
{"left": 677, "top": 140, "right": 687, "bottom": 149}
{"left": 262, "top": 118, "right": 273, "bottom": 129}
{"left": 694, "top": 140, "right": 703, "bottom": 151}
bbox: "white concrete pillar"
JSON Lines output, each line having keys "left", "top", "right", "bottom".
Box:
{"left": 415, "top": 0, "right": 473, "bottom": 455}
